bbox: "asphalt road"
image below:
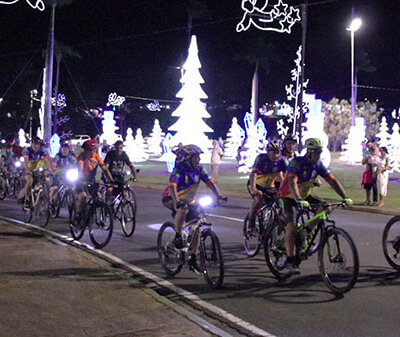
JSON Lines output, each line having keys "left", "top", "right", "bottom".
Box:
{"left": 1, "top": 188, "right": 399, "bottom": 337}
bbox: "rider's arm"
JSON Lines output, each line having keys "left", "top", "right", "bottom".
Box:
{"left": 23, "top": 155, "right": 29, "bottom": 171}
{"left": 324, "top": 174, "right": 347, "bottom": 199}
{"left": 128, "top": 163, "right": 137, "bottom": 180}
{"left": 249, "top": 169, "right": 260, "bottom": 196}
{"left": 288, "top": 174, "right": 302, "bottom": 201}
{"left": 101, "top": 165, "right": 114, "bottom": 182}
{"left": 205, "top": 180, "right": 223, "bottom": 199}
{"left": 168, "top": 182, "right": 180, "bottom": 204}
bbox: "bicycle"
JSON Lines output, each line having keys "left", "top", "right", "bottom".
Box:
{"left": 69, "top": 183, "right": 114, "bottom": 249}
{"left": 105, "top": 178, "right": 137, "bottom": 237}
{"left": 22, "top": 170, "right": 50, "bottom": 228}
{"left": 157, "top": 196, "right": 227, "bottom": 288}
{"left": 0, "top": 168, "right": 16, "bottom": 199}
{"left": 382, "top": 215, "right": 400, "bottom": 270}
{"left": 50, "top": 169, "right": 78, "bottom": 219}
{"left": 263, "top": 201, "right": 359, "bottom": 295}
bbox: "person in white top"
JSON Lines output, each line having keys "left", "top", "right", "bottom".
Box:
{"left": 210, "top": 139, "right": 224, "bottom": 183}
{"left": 377, "top": 147, "right": 390, "bottom": 207}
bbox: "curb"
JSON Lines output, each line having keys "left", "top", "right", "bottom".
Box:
{"left": 0, "top": 215, "right": 276, "bottom": 337}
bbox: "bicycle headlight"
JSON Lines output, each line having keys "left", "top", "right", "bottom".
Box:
{"left": 198, "top": 196, "right": 213, "bottom": 208}
{"left": 38, "top": 167, "right": 43, "bottom": 172}
{"left": 15, "top": 161, "right": 21, "bottom": 168}
{"left": 66, "top": 168, "right": 79, "bottom": 182}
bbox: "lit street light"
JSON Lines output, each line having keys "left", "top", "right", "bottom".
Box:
{"left": 347, "top": 17, "right": 362, "bottom": 126}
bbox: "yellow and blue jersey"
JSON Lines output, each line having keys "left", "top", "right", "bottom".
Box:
{"left": 253, "top": 154, "right": 287, "bottom": 188}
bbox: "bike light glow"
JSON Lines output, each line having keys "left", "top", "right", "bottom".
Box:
{"left": 38, "top": 167, "right": 43, "bottom": 172}
{"left": 20, "top": 157, "right": 24, "bottom": 162}
{"left": 15, "top": 161, "right": 21, "bottom": 168}
{"left": 198, "top": 196, "right": 213, "bottom": 208}
{"left": 66, "top": 169, "right": 79, "bottom": 182}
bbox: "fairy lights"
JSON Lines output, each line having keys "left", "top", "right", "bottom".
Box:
{"left": 0, "top": 0, "right": 45, "bottom": 11}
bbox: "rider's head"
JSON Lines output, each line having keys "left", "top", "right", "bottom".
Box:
{"left": 31, "top": 137, "right": 42, "bottom": 152}
{"left": 114, "top": 140, "right": 124, "bottom": 155}
{"left": 305, "top": 138, "right": 323, "bottom": 164}
{"left": 180, "top": 144, "right": 203, "bottom": 169}
{"left": 61, "top": 143, "right": 70, "bottom": 156}
{"left": 82, "top": 139, "right": 97, "bottom": 154}
{"left": 5, "top": 144, "right": 12, "bottom": 153}
{"left": 282, "top": 134, "right": 297, "bottom": 154}
{"left": 266, "top": 139, "right": 281, "bottom": 162}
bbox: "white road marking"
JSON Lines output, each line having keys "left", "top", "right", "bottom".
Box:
{"left": 208, "top": 213, "right": 243, "bottom": 222}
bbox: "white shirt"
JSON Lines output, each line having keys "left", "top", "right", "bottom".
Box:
{"left": 211, "top": 146, "right": 224, "bottom": 165}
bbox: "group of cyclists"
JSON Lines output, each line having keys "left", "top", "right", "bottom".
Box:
{"left": 0, "top": 133, "right": 353, "bottom": 277}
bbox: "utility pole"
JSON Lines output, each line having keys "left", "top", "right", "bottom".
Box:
{"left": 43, "top": 2, "right": 56, "bottom": 148}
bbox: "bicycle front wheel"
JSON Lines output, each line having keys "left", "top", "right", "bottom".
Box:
{"left": 69, "top": 206, "right": 85, "bottom": 240}
{"left": 243, "top": 213, "right": 261, "bottom": 257}
{"left": 157, "top": 222, "right": 183, "bottom": 276}
{"left": 120, "top": 200, "right": 136, "bottom": 237}
{"left": 200, "top": 229, "right": 224, "bottom": 288}
{"left": 35, "top": 189, "right": 50, "bottom": 228}
{"left": 382, "top": 216, "right": 400, "bottom": 270}
{"left": 318, "top": 227, "right": 359, "bottom": 294}
{"left": 89, "top": 201, "right": 114, "bottom": 249}
{"left": 0, "top": 177, "right": 7, "bottom": 200}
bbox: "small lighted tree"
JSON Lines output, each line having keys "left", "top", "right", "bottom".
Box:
{"left": 340, "top": 117, "right": 365, "bottom": 165}
{"left": 376, "top": 116, "right": 390, "bottom": 149}
{"left": 124, "top": 128, "right": 135, "bottom": 163}
{"left": 388, "top": 123, "right": 400, "bottom": 173}
{"left": 147, "top": 119, "right": 165, "bottom": 156}
{"left": 132, "top": 128, "right": 149, "bottom": 162}
{"left": 224, "top": 117, "right": 245, "bottom": 158}
{"left": 18, "top": 129, "right": 27, "bottom": 147}
{"left": 99, "top": 110, "right": 120, "bottom": 146}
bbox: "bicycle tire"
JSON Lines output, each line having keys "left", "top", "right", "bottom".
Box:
{"left": 69, "top": 206, "right": 85, "bottom": 240}
{"left": 382, "top": 216, "right": 400, "bottom": 270}
{"left": 318, "top": 227, "right": 359, "bottom": 294}
{"left": 200, "top": 229, "right": 224, "bottom": 288}
{"left": 120, "top": 200, "right": 136, "bottom": 237}
{"left": 66, "top": 190, "right": 76, "bottom": 221}
{"left": 0, "top": 177, "right": 7, "bottom": 200}
{"left": 50, "top": 191, "right": 62, "bottom": 218}
{"left": 243, "top": 213, "right": 261, "bottom": 257}
{"left": 263, "top": 222, "right": 292, "bottom": 280}
{"left": 89, "top": 201, "right": 114, "bottom": 248}
{"left": 35, "top": 188, "right": 50, "bottom": 228}
{"left": 157, "top": 222, "right": 183, "bottom": 276}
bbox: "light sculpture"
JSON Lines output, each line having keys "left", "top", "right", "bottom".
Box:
{"left": 388, "top": 123, "right": 400, "bottom": 173}
{"left": 340, "top": 117, "right": 365, "bottom": 165}
{"left": 236, "top": 0, "right": 301, "bottom": 34}
{"left": 376, "top": 116, "right": 390, "bottom": 149}
{"left": 147, "top": 119, "right": 165, "bottom": 156}
{"left": 160, "top": 133, "right": 175, "bottom": 173}
{"left": 99, "top": 110, "right": 120, "bottom": 146}
{"left": 0, "top": 0, "right": 45, "bottom": 11}
{"left": 107, "top": 92, "right": 125, "bottom": 107}
{"left": 18, "top": 128, "right": 27, "bottom": 147}
{"left": 224, "top": 117, "right": 245, "bottom": 158}
{"left": 124, "top": 128, "right": 135, "bottom": 163}
{"left": 49, "top": 134, "right": 60, "bottom": 158}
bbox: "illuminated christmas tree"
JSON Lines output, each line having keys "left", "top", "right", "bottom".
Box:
{"left": 147, "top": 119, "right": 165, "bottom": 156}
{"left": 167, "top": 35, "right": 213, "bottom": 159}
{"left": 132, "top": 128, "right": 149, "bottom": 162}
{"left": 376, "top": 116, "right": 390, "bottom": 149}
{"left": 124, "top": 128, "right": 135, "bottom": 162}
{"left": 224, "top": 117, "right": 245, "bottom": 158}
{"left": 340, "top": 117, "right": 365, "bottom": 165}
{"left": 100, "top": 110, "right": 120, "bottom": 146}
{"left": 388, "top": 123, "right": 400, "bottom": 173}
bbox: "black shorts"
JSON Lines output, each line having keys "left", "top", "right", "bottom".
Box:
{"left": 162, "top": 196, "right": 199, "bottom": 222}
{"left": 282, "top": 195, "right": 324, "bottom": 223}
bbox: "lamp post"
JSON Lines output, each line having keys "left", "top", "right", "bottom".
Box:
{"left": 347, "top": 17, "right": 362, "bottom": 126}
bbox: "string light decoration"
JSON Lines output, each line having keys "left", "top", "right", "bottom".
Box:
{"left": 99, "top": 110, "right": 120, "bottom": 146}
{"left": 376, "top": 116, "right": 391, "bottom": 149}
{"left": 18, "top": 129, "right": 27, "bottom": 147}
{"left": 107, "top": 92, "right": 125, "bottom": 107}
{"left": 49, "top": 134, "right": 61, "bottom": 158}
{"left": 340, "top": 117, "right": 366, "bottom": 165}
{"left": 132, "top": 128, "right": 149, "bottom": 162}
{"left": 237, "top": 0, "right": 301, "bottom": 34}
{"left": 0, "top": 0, "right": 45, "bottom": 11}
{"left": 147, "top": 119, "right": 165, "bottom": 156}
{"left": 388, "top": 123, "right": 400, "bottom": 173}
{"left": 224, "top": 117, "right": 245, "bottom": 158}
{"left": 160, "top": 133, "right": 175, "bottom": 173}
{"left": 124, "top": 128, "right": 135, "bottom": 163}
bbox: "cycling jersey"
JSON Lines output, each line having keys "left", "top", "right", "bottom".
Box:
{"left": 162, "top": 161, "right": 210, "bottom": 202}
{"left": 54, "top": 152, "right": 77, "bottom": 169}
{"left": 1, "top": 151, "right": 16, "bottom": 167}
{"left": 23, "top": 147, "right": 48, "bottom": 171}
{"left": 252, "top": 154, "right": 287, "bottom": 189}
{"left": 278, "top": 155, "right": 330, "bottom": 199}
{"left": 77, "top": 152, "right": 104, "bottom": 182}
{"left": 104, "top": 150, "right": 131, "bottom": 180}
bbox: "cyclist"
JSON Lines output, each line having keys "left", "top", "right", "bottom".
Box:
{"left": 104, "top": 140, "right": 137, "bottom": 202}
{"left": 0, "top": 144, "right": 17, "bottom": 192}
{"left": 247, "top": 139, "right": 287, "bottom": 231}
{"left": 75, "top": 139, "right": 113, "bottom": 221}
{"left": 49, "top": 143, "right": 77, "bottom": 207}
{"left": 22, "top": 137, "right": 53, "bottom": 209}
{"left": 277, "top": 137, "right": 353, "bottom": 274}
{"left": 281, "top": 134, "right": 298, "bottom": 162}
{"left": 162, "top": 144, "right": 225, "bottom": 273}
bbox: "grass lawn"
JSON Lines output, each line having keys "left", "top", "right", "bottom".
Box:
{"left": 131, "top": 153, "right": 400, "bottom": 211}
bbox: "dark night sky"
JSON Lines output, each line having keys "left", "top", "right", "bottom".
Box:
{"left": 0, "top": 0, "right": 399, "bottom": 135}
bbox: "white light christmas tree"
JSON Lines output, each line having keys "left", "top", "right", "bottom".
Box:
{"left": 388, "top": 123, "right": 400, "bottom": 173}
{"left": 340, "top": 117, "right": 366, "bottom": 165}
{"left": 147, "top": 119, "right": 165, "bottom": 156}
{"left": 18, "top": 128, "right": 27, "bottom": 147}
{"left": 376, "top": 116, "right": 390, "bottom": 149}
{"left": 132, "top": 128, "right": 149, "bottom": 162}
{"left": 124, "top": 127, "right": 135, "bottom": 163}
{"left": 167, "top": 35, "right": 213, "bottom": 162}
{"left": 224, "top": 117, "right": 245, "bottom": 158}
{"left": 99, "top": 110, "right": 120, "bottom": 146}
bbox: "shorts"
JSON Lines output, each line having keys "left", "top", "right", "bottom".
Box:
{"left": 363, "top": 183, "right": 372, "bottom": 190}
{"left": 162, "top": 196, "right": 199, "bottom": 222}
{"left": 76, "top": 181, "right": 98, "bottom": 197}
{"left": 282, "top": 195, "right": 324, "bottom": 223}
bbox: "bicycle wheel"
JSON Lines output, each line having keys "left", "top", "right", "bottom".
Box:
{"left": 382, "top": 216, "right": 400, "bottom": 270}
{"left": 318, "top": 227, "right": 359, "bottom": 294}
{"left": 66, "top": 190, "right": 76, "bottom": 221}
{"left": 50, "top": 191, "right": 62, "bottom": 218}
{"left": 35, "top": 188, "right": 50, "bottom": 228}
{"left": 22, "top": 202, "right": 33, "bottom": 223}
{"left": 8, "top": 177, "right": 15, "bottom": 197}
{"left": 0, "top": 177, "right": 7, "bottom": 200}
{"left": 69, "top": 206, "right": 85, "bottom": 240}
{"left": 200, "top": 229, "right": 224, "bottom": 288}
{"left": 263, "top": 222, "right": 292, "bottom": 280}
{"left": 157, "top": 222, "right": 183, "bottom": 276}
{"left": 89, "top": 201, "right": 114, "bottom": 248}
{"left": 120, "top": 200, "right": 136, "bottom": 237}
{"left": 243, "top": 213, "right": 261, "bottom": 257}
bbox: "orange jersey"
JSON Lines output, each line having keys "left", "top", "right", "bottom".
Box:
{"left": 77, "top": 152, "right": 104, "bottom": 182}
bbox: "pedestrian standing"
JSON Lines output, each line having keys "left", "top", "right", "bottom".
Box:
{"left": 210, "top": 139, "right": 224, "bottom": 184}
{"left": 361, "top": 163, "right": 373, "bottom": 205}
{"left": 377, "top": 147, "right": 390, "bottom": 207}
{"left": 362, "top": 140, "right": 380, "bottom": 205}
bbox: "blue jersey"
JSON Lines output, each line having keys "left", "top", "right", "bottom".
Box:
{"left": 1, "top": 151, "right": 16, "bottom": 167}
{"left": 54, "top": 153, "right": 77, "bottom": 169}
{"left": 278, "top": 155, "right": 330, "bottom": 199}
{"left": 252, "top": 154, "right": 287, "bottom": 188}
{"left": 23, "top": 147, "right": 48, "bottom": 171}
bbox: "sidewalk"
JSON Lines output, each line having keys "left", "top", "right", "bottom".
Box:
{"left": 0, "top": 220, "right": 219, "bottom": 337}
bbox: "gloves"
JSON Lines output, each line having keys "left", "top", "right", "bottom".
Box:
{"left": 297, "top": 200, "right": 310, "bottom": 209}
{"left": 342, "top": 198, "right": 353, "bottom": 206}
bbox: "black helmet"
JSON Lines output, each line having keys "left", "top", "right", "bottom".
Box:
{"left": 31, "top": 136, "right": 43, "bottom": 145}
{"left": 283, "top": 134, "right": 297, "bottom": 143}
{"left": 266, "top": 139, "right": 280, "bottom": 152}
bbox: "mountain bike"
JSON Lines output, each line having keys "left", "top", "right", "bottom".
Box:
{"left": 263, "top": 201, "right": 359, "bottom": 295}
{"left": 0, "top": 168, "right": 16, "bottom": 199}
{"left": 49, "top": 169, "right": 78, "bottom": 219}
{"left": 157, "top": 196, "right": 227, "bottom": 288}
{"left": 382, "top": 215, "right": 400, "bottom": 270}
{"left": 69, "top": 183, "right": 113, "bottom": 249}
{"left": 105, "top": 178, "right": 137, "bottom": 237}
{"left": 22, "top": 170, "right": 50, "bottom": 228}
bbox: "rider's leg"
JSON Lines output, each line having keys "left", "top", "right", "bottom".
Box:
{"left": 24, "top": 173, "right": 33, "bottom": 201}
{"left": 76, "top": 192, "right": 87, "bottom": 214}
{"left": 49, "top": 185, "right": 58, "bottom": 205}
{"left": 105, "top": 186, "right": 113, "bottom": 203}
{"left": 173, "top": 206, "right": 188, "bottom": 249}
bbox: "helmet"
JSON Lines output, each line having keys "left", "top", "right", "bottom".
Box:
{"left": 304, "top": 138, "right": 323, "bottom": 151}
{"left": 31, "top": 136, "right": 43, "bottom": 145}
{"left": 172, "top": 144, "right": 203, "bottom": 163}
{"left": 181, "top": 144, "right": 203, "bottom": 156}
{"left": 83, "top": 139, "right": 97, "bottom": 150}
{"left": 283, "top": 134, "right": 297, "bottom": 143}
{"left": 266, "top": 139, "right": 281, "bottom": 152}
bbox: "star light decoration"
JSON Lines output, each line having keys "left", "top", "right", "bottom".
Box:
{"left": 107, "top": 92, "right": 126, "bottom": 107}
{"left": 236, "top": 0, "right": 301, "bottom": 34}
{"left": 0, "top": 0, "right": 45, "bottom": 11}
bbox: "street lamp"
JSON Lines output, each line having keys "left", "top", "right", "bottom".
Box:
{"left": 347, "top": 18, "right": 362, "bottom": 126}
